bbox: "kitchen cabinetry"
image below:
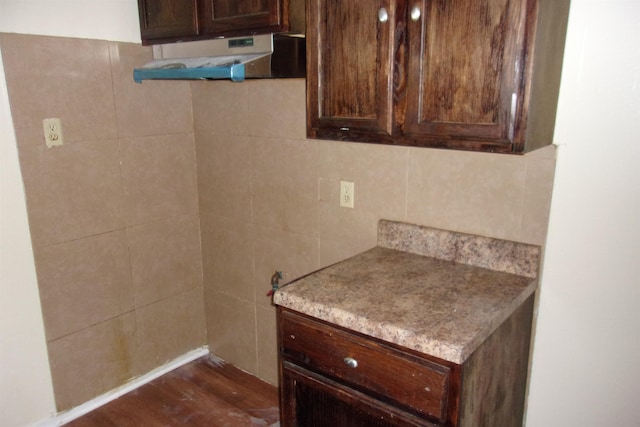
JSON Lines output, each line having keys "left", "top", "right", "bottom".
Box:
{"left": 137, "top": 0, "right": 198, "bottom": 43}
{"left": 306, "top": 0, "right": 396, "bottom": 139}
{"left": 278, "top": 296, "right": 534, "bottom": 426}
{"left": 306, "top": 0, "right": 569, "bottom": 153}
{"left": 138, "top": 0, "right": 304, "bottom": 45}
{"left": 275, "top": 220, "right": 542, "bottom": 426}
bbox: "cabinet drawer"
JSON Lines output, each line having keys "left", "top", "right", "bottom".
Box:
{"left": 279, "top": 310, "right": 450, "bottom": 422}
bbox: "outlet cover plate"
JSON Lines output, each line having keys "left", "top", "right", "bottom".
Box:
{"left": 340, "top": 180, "right": 354, "bottom": 208}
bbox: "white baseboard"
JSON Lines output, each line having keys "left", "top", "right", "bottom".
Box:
{"left": 34, "top": 347, "right": 209, "bottom": 427}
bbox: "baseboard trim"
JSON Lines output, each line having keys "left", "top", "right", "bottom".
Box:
{"left": 34, "top": 347, "right": 209, "bottom": 427}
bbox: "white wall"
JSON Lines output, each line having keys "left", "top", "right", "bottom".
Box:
{"left": 527, "top": 1, "right": 640, "bottom": 426}
{"left": 1, "top": 0, "right": 639, "bottom": 425}
{"left": 0, "top": 1, "right": 140, "bottom": 426}
{"left": 0, "top": 0, "right": 140, "bottom": 43}
{"left": 0, "top": 47, "right": 57, "bottom": 427}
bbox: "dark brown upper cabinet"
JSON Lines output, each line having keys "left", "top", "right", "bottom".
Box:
{"left": 199, "top": 0, "right": 282, "bottom": 35}
{"left": 138, "top": 0, "right": 305, "bottom": 45}
{"left": 306, "top": 0, "right": 570, "bottom": 153}
{"left": 306, "top": 0, "right": 396, "bottom": 138}
{"left": 138, "top": 0, "right": 199, "bottom": 43}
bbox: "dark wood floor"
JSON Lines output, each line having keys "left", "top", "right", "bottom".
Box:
{"left": 66, "top": 355, "right": 280, "bottom": 426}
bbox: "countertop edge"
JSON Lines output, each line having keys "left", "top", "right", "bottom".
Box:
{"left": 274, "top": 220, "right": 541, "bottom": 364}
{"left": 275, "top": 276, "right": 538, "bottom": 364}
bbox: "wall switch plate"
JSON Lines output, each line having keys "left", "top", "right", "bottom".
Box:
{"left": 43, "top": 118, "right": 64, "bottom": 147}
{"left": 340, "top": 180, "right": 354, "bottom": 208}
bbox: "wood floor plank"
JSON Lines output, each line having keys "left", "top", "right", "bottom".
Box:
{"left": 66, "top": 356, "right": 280, "bottom": 426}
{"left": 181, "top": 358, "right": 280, "bottom": 423}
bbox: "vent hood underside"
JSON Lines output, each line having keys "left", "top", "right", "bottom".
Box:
{"left": 133, "top": 33, "right": 305, "bottom": 83}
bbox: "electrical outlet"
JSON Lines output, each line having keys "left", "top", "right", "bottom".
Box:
{"left": 43, "top": 118, "right": 64, "bottom": 147}
{"left": 340, "top": 180, "right": 355, "bottom": 208}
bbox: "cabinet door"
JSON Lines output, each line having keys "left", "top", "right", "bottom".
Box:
{"left": 138, "top": 0, "right": 198, "bottom": 43}
{"left": 307, "top": 0, "right": 397, "bottom": 140}
{"left": 403, "top": 0, "right": 528, "bottom": 151}
{"left": 199, "top": 0, "right": 284, "bottom": 35}
{"left": 281, "top": 362, "right": 438, "bottom": 427}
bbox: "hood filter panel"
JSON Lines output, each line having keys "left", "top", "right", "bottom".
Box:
{"left": 133, "top": 53, "right": 270, "bottom": 82}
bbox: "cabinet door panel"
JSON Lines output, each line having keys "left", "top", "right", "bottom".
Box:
{"left": 307, "top": 0, "right": 396, "bottom": 139}
{"left": 199, "top": 0, "right": 282, "bottom": 35}
{"left": 404, "top": 0, "right": 527, "bottom": 147}
{"left": 281, "top": 363, "right": 438, "bottom": 427}
{"left": 138, "top": 0, "right": 198, "bottom": 42}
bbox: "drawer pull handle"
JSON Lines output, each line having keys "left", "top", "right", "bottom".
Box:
{"left": 343, "top": 357, "right": 358, "bottom": 368}
{"left": 410, "top": 6, "right": 421, "bottom": 21}
{"left": 378, "top": 8, "right": 389, "bottom": 23}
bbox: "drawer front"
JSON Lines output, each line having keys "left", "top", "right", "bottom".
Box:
{"left": 279, "top": 310, "right": 450, "bottom": 422}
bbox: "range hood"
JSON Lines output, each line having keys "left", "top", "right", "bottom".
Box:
{"left": 134, "top": 33, "right": 305, "bottom": 83}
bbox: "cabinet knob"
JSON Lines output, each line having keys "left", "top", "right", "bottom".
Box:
{"left": 343, "top": 357, "right": 358, "bottom": 368}
{"left": 378, "top": 8, "right": 389, "bottom": 23}
{"left": 410, "top": 6, "right": 421, "bottom": 21}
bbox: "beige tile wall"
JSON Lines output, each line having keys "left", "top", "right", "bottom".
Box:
{"left": 1, "top": 32, "right": 557, "bottom": 409}
{"left": 192, "top": 79, "right": 557, "bottom": 385}
{"left": 0, "top": 33, "right": 205, "bottom": 410}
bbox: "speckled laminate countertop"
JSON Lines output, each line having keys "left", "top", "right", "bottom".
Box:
{"left": 273, "top": 220, "right": 540, "bottom": 364}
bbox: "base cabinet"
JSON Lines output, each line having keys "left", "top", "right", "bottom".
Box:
{"left": 277, "top": 295, "right": 534, "bottom": 426}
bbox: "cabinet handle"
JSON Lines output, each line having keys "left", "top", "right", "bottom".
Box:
{"left": 343, "top": 357, "right": 358, "bottom": 368}
{"left": 410, "top": 6, "right": 421, "bottom": 21}
{"left": 378, "top": 8, "right": 389, "bottom": 23}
